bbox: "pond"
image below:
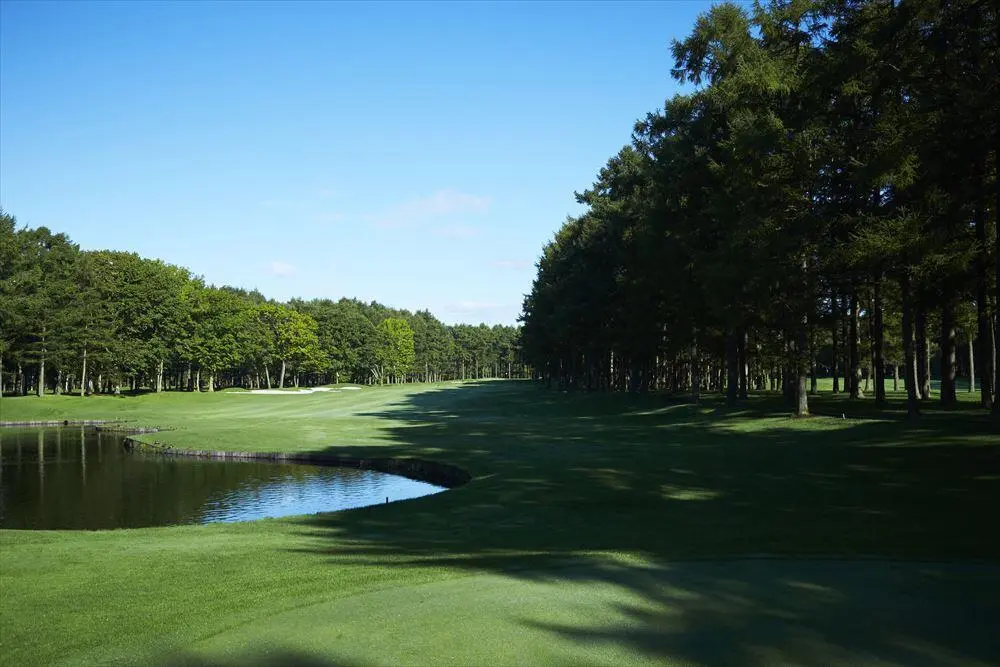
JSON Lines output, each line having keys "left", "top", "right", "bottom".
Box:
{"left": 0, "top": 428, "right": 446, "bottom": 530}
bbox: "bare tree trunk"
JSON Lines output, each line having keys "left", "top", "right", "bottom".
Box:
{"left": 279, "top": 360, "right": 286, "bottom": 389}
{"left": 691, "top": 333, "right": 700, "bottom": 405}
{"left": 850, "top": 290, "right": 862, "bottom": 399}
{"left": 977, "top": 211, "right": 995, "bottom": 407}
{"left": 194, "top": 369, "right": 201, "bottom": 393}
{"left": 738, "top": 329, "right": 748, "bottom": 399}
{"left": 156, "top": 359, "right": 164, "bottom": 393}
{"left": 37, "top": 333, "right": 46, "bottom": 397}
{"left": 842, "top": 295, "right": 850, "bottom": 392}
{"left": 893, "top": 364, "right": 899, "bottom": 392}
{"left": 873, "top": 277, "right": 886, "bottom": 405}
{"left": 940, "top": 299, "right": 957, "bottom": 406}
{"left": 796, "top": 313, "right": 810, "bottom": 417}
{"left": 80, "top": 347, "right": 88, "bottom": 397}
{"left": 994, "top": 123, "right": 1000, "bottom": 416}
{"left": 968, "top": 337, "right": 976, "bottom": 393}
{"left": 207, "top": 373, "right": 215, "bottom": 392}
{"left": 726, "top": 330, "right": 739, "bottom": 406}
{"left": 916, "top": 307, "right": 930, "bottom": 400}
{"left": 809, "top": 315, "right": 818, "bottom": 396}
{"left": 832, "top": 291, "right": 840, "bottom": 393}
{"left": 901, "top": 272, "right": 920, "bottom": 418}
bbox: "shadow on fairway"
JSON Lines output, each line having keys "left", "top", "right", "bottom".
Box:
{"left": 286, "top": 381, "right": 1000, "bottom": 665}
{"left": 159, "top": 649, "right": 355, "bottom": 666}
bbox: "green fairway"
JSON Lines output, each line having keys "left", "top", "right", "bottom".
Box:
{"left": 1, "top": 382, "right": 998, "bottom": 665}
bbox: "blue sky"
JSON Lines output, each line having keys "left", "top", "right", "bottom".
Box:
{"left": 1, "top": 0, "right": 708, "bottom": 325}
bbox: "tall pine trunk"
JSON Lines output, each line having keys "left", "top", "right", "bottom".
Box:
{"left": 916, "top": 307, "right": 930, "bottom": 400}
{"left": 726, "top": 330, "right": 739, "bottom": 406}
{"left": 37, "top": 330, "right": 46, "bottom": 397}
{"left": 796, "top": 309, "right": 810, "bottom": 417}
{"left": 994, "top": 109, "right": 1000, "bottom": 415}
{"left": 842, "top": 295, "right": 851, "bottom": 392}
{"left": 873, "top": 277, "right": 886, "bottom": 405}
{"left": 901, "top": 272, "right": 920, "bottom": 418}
{"left": 37, "top": 356, "right": 45, "bottom": 397}
{"left": 831, "top": 291, "right": 840, "bottom": 393}
{"left": 968, "top": 338, "right": 976, "bottom": 393}
{"left": 691, "top": 333, "right": 700, "bottom": 404}
{"left": 738, "top": 329, "right": 748, "bottom": 399}
{"left": 850, "top": 290, "right": 862, "bottom": 399}
{"left": 976, "top": 162, "right": 995, "bottom": 407}
{"left": 80, "top": 347, "right": 88, "bottom": 397}
{"left": 940, "top": 299, "right": 957, "bottom": 406}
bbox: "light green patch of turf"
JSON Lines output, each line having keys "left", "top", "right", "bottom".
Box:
{"left": 1, "top": 381, "right": 997, "bottom": 665}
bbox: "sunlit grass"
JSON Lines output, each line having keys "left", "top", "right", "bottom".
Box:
{"left": 1, "top": 381, "right": 997, "bottom": 665}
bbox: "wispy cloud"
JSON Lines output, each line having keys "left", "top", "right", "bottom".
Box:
{"left": 370, "top": 189, "right": 491, "bottom": 229}
{"left": 489, "top": 259, "right": 531, "bottom": 270}
{"left": 268, "top": 261, "right": 296, "bottom": 278}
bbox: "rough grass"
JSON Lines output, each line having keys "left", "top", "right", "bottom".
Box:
{"left": 1, "top": 381, "right": 998, "bottom": 665}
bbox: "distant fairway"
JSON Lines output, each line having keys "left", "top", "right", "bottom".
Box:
{"left": 1, "top": 382, "right": 998, "bottom": 665}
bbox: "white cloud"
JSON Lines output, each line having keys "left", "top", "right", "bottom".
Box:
{"left": 371, "top": 189, "right": 491, "bottom": 228}
{"left": 268, "top": 261, "right": 296, "bottom": 277}
{"left": 489, "top": 259, "right": 531, "bottom": 270}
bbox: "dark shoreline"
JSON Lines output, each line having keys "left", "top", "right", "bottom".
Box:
{"left": 0, "top": 421, "right": 470, "bottom": 489}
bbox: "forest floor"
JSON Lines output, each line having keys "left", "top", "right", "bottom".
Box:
{"left": 1, "top": 381, "right": 998, "bottom": 666}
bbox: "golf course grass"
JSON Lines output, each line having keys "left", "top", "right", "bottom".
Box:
{"left": 1, "top": 381, "right": 998, "bottom": 665}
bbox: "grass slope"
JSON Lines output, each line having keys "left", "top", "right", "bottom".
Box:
{"left": 1, "top": 382, "right": 998, "bottom": 665}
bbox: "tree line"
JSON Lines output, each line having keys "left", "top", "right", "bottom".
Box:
{"left": 0, "top": 215, "right": 525, "bottom": 396}
{"left": 520, "top": 0, "right": 998, "bottom": 418}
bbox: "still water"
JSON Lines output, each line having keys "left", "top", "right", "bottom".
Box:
{"left": 0, "top": 428, "right": 445, "bottom": 530}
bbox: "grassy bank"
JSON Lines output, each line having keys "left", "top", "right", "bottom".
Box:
{"left": 1, "top": 381, "right": 998, "bottom": 665}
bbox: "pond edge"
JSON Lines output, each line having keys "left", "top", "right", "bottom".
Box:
{"left": 0, "top": 422, "right": 472, "bottom": 489}
{"left": 0, "top": 419, "right": 472, "bottom": 489}
{"left": 127, "top": 438, "right": 471, "bottom": 489}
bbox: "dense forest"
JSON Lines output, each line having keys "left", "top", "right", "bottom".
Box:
{"left": 0, "top": 214, "right": 525, "bottom": 395}
{"left": 520, "top": 0, "right": 998, "bottom": 418}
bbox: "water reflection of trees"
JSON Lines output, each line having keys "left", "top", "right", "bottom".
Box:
{"left": 0, "top": 429, "right": 437, "bottom": 529}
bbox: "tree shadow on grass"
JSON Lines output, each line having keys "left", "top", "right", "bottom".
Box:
{"left": 509, "top": 558, "right": 1000, "bottom": 666}
{"left": 158, "top": 648, "right": 356, "bottom": 666}
{"left": 286, "top": 381, "right": 1000, "bottom": 665}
